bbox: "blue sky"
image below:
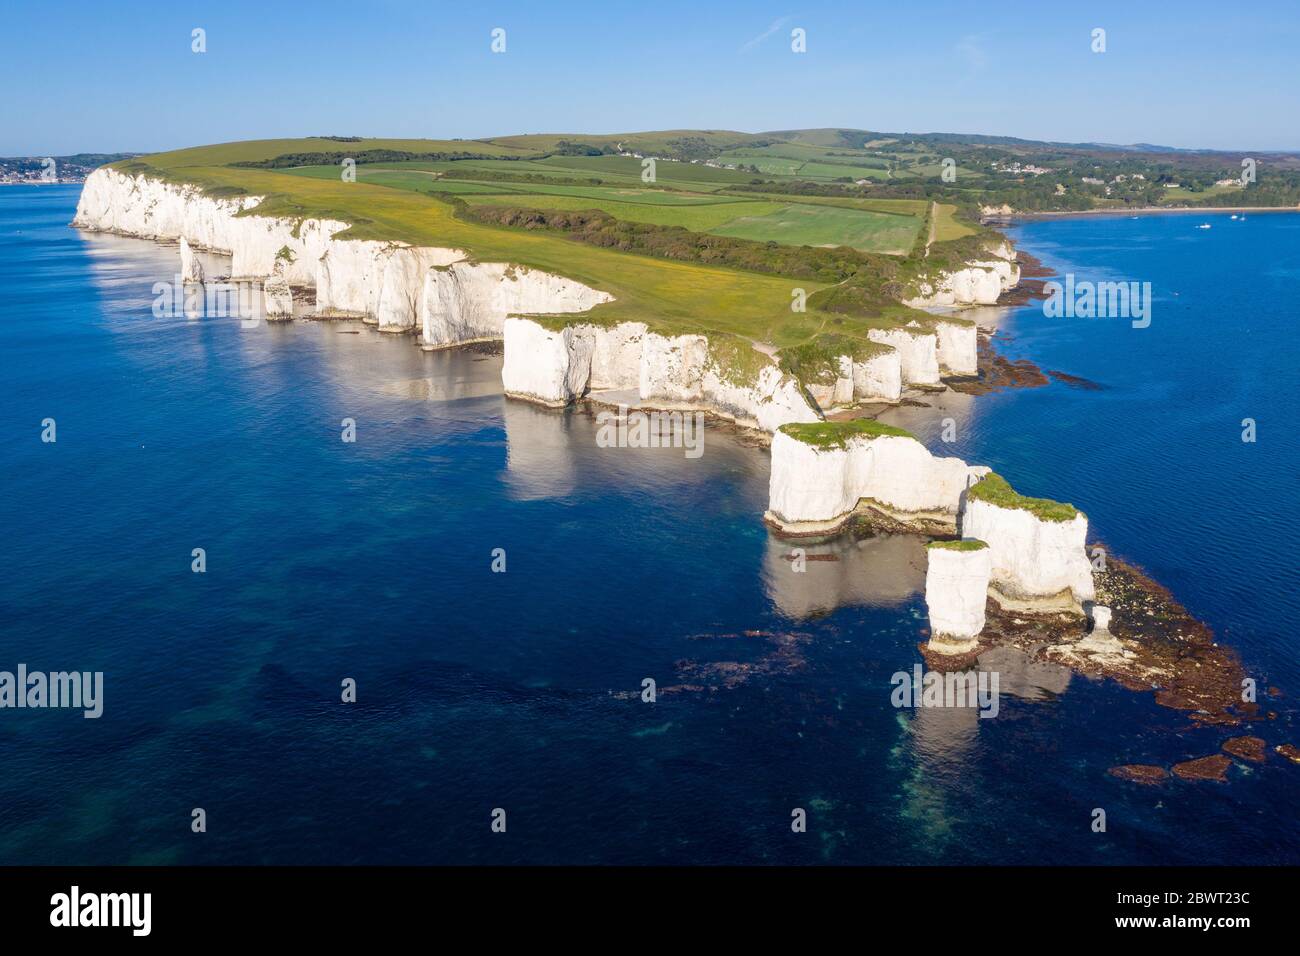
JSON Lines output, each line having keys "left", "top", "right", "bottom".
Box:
{"left": 3, "top": 0, "right": 1299, "bottom": 154}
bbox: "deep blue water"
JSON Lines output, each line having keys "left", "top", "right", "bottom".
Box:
{"left": 1, "top": 186, "right": 1297, "bottom": 865}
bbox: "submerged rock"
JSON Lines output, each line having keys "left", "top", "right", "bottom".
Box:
{"left": 1171, "top": 754, "right": 1232, "bottom": 782}
{"left": 1108, "top": 764, "right": 1169, "bottom": 785}
{"left": 1222, "top": 736, "right": 1268, "bottom": 763}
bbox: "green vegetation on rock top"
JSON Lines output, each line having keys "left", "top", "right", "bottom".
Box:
{"left": 778, "top": 418, "right": 914, "bottom": 449}
{"left": 928, "top": 539, "right": 989, "bottom": 551}
{"left": 778, "top": 333, "right": 894, "bottom": 385}
{"left": 967, "top": 473, "right": 1080, "bottom": 522}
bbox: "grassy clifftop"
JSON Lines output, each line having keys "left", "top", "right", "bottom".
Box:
{"left": 967, "top": 473, "right": 1080, "bottom": 522}
{"left": 778, "top": 419, "right": 915, "bottom": 449}
{"left": 107, "top": 134, "right": 1000, "bottom": 369}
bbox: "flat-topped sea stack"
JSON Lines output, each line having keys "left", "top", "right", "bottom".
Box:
{"left": 960, "top": 472, "right": 1094, "bottom": 614}
{"left": 924, "top": 539, "right": 992, "bottom": 653}
{"left": 765, "top": 419, "right": 987, "bottom": 535}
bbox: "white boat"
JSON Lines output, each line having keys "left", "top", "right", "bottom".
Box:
{"left": 1197, "top": 223, "right": 1211, "bottom": 229}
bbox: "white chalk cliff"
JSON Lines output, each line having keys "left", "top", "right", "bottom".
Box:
{"left": 420, "top": 263, "right": 609, "bottom": 347}
{"left": 800, "top": 319, "right": 977, "bottom": 411}
{"left": 501, "top": 319, "right": 821, "bottom": 433}
{"left": 932, "top": 318, "right": 978, "bottom": 377}
{"left": 866, "top": 325, "right": 941, "bottom": 386}
{"left": 765, "top": 427, "right": 988, "bottom": 534}
{"left": 904, "top": 241, "right": 1021, "bottom": 309}
{"left": 960, "top": 483, "right": 1095, "bottom": 612}
{"left": 74, "top": 167, "right": 825, "bottom": 434}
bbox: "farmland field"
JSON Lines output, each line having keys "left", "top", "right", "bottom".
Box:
{"left": 534, "top": 154, "right": 761, "bottom": 186}
{"left": 466, "top": 193, "right": 792, "bottom": 232}
{"left": 707, "top": 202, "right": 920, "bottom": 252}
{"left": 720, "top": 144, "right": 892, "bottom": 181}
{"left": 1158, "top": 184, "right": 1243, "bottom": 203}
{"left": 278, "top": 163, "right": 926, "bottom": 252}
{"left": 932, "top": 202, "right": 976, "bottom": 241}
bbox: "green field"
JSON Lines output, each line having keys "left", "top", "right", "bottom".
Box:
{"left": 533, "top": 154, "right": 759, "bottom": 186}
{"left": 280, "top": 165, "right": 510, "bottom": 195}
{"left": 708, "top": 203, "right": 919, "bottom": 252}
{"left": 466, "top": 193, "right": 791, "bottom": 232}
{"left": 312, "top": 155, "right": 756, "bottom": 191}
{"left": 479, "top": 129, "right": 769, "bottom": 158}
{"left": 932, "top": 203, "right": 976, "bottom": 241}
{"left": 148, "top": 137, "right": 541, "bottom": 167}
{"left": 279, "top": 162, "right": 926, "bottom": 252}
{"left": 1157, "top": 184, "right": 1243, "bottom": 204}
{"left": 456, "top": 181, "right": 744, "bottom": 205}
{"left": 719, "top": 144, "right": 892, "bottom": 181}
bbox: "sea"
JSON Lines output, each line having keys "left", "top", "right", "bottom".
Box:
{"left": 1, "top": 185, "right": 1297, "bottom": 864}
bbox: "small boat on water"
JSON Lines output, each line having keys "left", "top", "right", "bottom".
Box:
{"left": 1197, "top": 223, "right": 1212, "bottom": 229}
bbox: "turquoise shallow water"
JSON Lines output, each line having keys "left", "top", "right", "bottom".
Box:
{"left": 0, "top": 186, "right": 1297, "bottom": 864}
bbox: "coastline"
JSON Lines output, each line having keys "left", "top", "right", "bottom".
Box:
{"left": 69, "top": 164, "right": 1289, "bottom": 763}
{"left": 1004, "top": 204, "right": 1300, "bottom": 222}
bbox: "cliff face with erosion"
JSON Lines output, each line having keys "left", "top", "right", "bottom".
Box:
{"left": 72, "top": 166, "right": 609, "bottom": 346}
{"left": 501, "top": 319, "right": 821, "bottom": 433}
{"left": 765, "top": 425, "right": 989, "bottom": 534}
{"left": 73, "top": 168, "right": 847, "bottom": 434}
{"left": 903, "top": 239, "right": 1021, "bottom": 309}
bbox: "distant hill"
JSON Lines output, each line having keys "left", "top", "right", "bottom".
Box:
{"left": 0, "top": 152, "right": 140, "bottom": 184}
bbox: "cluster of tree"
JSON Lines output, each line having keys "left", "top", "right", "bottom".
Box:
{"left": 438, "top": 167, "right": 604, "bottom": 186}
{"left": 552, "top": 140, "right": 607, "bottom": 156}
{"left": 659, "top": 136, "right": 780, "bottom": 162}
{"left": 232, "top": 149, "right": 519, "bottom": 169}
{"left": 727, "top": 180, "right": 871, "bottom": 198}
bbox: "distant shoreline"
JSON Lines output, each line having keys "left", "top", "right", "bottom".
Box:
{"left": 1005, "top": 205, "right": 1300, "bottom": 221}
